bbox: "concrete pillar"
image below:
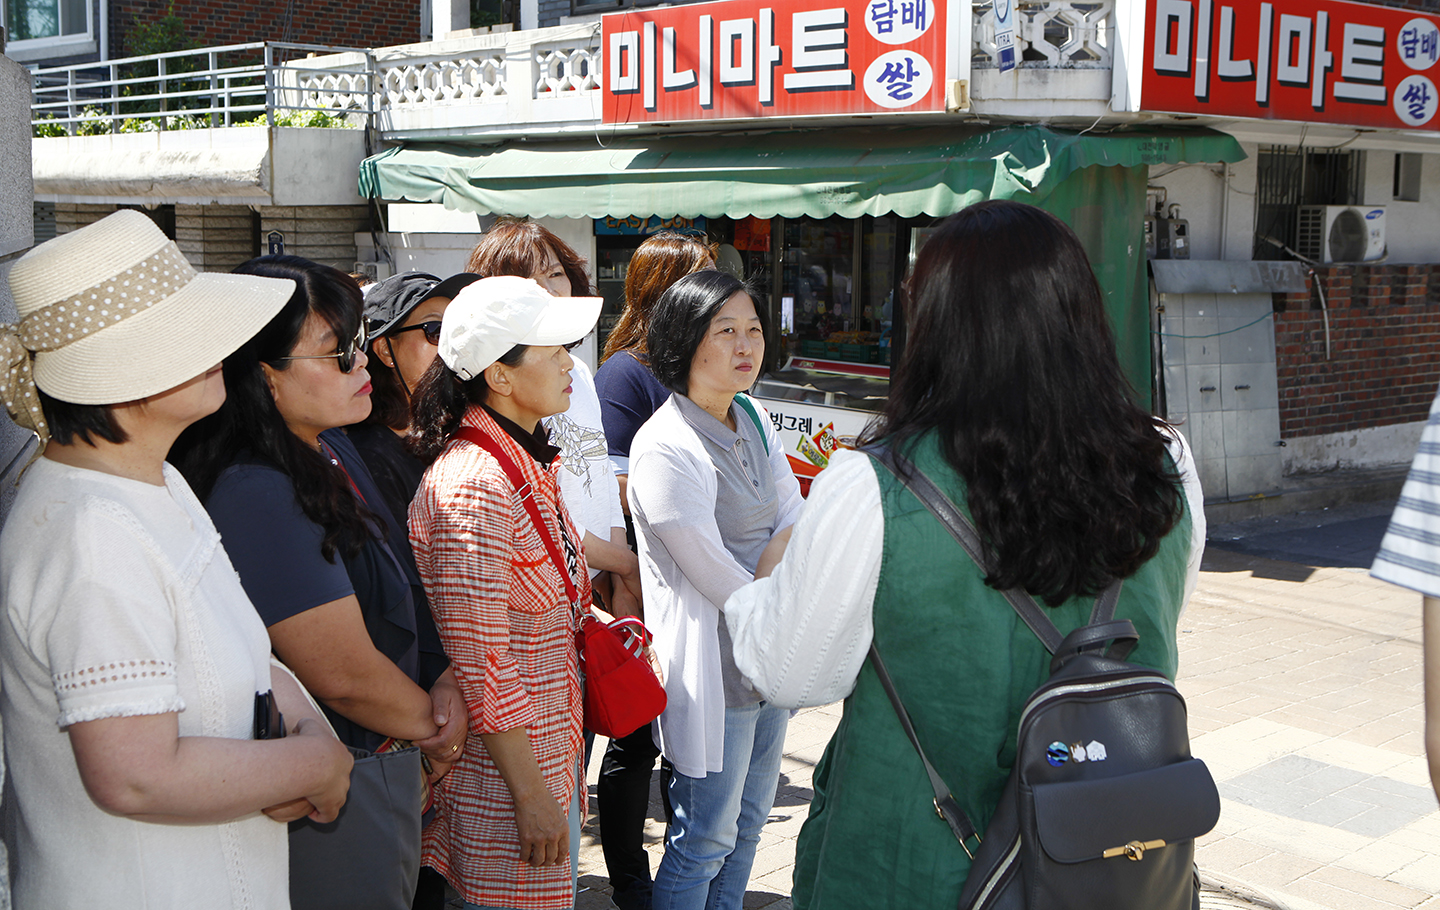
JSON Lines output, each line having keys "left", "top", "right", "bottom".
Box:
{"left": 0, "top": 45, "right": 32, "bottom": 910}
{"left": 432, "top": 0, "right": 471, "bottom": 40}
{"left": 1, "top": 51, "right": 36, "bottom": 518}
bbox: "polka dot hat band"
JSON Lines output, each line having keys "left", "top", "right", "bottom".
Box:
{"left": 2, "top": 209, "right": 295, "bottom": 449}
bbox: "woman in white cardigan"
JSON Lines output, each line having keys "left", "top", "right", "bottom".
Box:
{"left": 0, "top": 211, "right": 353, "bottom": 910}
{"left": 627, "top": 270, "right": 801, "bottom": 910}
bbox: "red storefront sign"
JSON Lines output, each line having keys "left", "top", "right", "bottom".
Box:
{"left": 601, "top": 0, "right": 948, "bottom": 124}
{"left": 1141, "top": 0, "right": 1440, "bottom": 130}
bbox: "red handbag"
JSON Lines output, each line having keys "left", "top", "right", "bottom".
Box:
{"left": 456, "top": 427, "right": 667, "bottom": 740}
{"left": 575, "top": 614, "right": 667, "bottom": 738}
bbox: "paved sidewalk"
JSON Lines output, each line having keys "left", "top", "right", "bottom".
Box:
{"left": 561, "top": 541, "right": 1438, "bottom": 910}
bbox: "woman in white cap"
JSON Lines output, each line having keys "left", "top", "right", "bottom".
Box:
{"left": 0, "top": 210, "right": 354, "bottom": 910}
{"left": 406, "top": 275, "right": 602, "bottom": 910}
{"left": 468, "top": 221, "right": 642, "bottom": 625}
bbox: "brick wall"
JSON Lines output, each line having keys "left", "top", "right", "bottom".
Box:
{"left": 110, "top": 0, "right": 420, "bottom": 58}
{"left": 1274, "top": 264, "right": 1440, "bottom": 439}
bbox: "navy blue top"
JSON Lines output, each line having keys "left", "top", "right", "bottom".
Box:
{"left": 206, "top": 428, "right": 447, "bottom": 751}
{"left": 594, "top": 350, "right": 673, "bottom": 464}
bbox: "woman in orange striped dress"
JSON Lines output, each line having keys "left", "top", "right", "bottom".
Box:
{"left": 406, "top": 276, "right": 604, "bottom": 910}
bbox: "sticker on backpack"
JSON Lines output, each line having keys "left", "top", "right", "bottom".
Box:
{"left": 1046, "top": 740, "right": 1107, "bottom": 766}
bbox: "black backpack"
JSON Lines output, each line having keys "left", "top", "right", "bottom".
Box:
{"left": 865, "top": 446, "right": 1221, "bottom": 910}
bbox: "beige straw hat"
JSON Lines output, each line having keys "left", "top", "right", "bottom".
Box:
{"left": 1, "top": 209, "right": 294, "bottom": 444}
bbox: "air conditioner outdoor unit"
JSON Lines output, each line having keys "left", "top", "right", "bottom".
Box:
{"left": 1296, "top": 205, "right": 1387, "bottom": 263}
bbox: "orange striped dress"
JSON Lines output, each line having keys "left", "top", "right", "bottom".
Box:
{"left": 409, "top": 406, "right": 588, "bottom": 910}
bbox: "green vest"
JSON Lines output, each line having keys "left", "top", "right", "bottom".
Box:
{"left": 792, "top": 434, "right": 1192, "bottom": 910}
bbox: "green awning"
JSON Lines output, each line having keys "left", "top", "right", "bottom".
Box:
{"left": 358, "top": 125, "right": 1245, "bottom": 220}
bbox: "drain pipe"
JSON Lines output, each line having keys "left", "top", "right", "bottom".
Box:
{"left": 1259, "top": 235, "right": 1330, "bottom": 361}
{"left": 1309, "top": 268, "right": 1331, "bottom": 361}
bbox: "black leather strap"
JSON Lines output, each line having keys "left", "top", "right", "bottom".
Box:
{"left": 868, "top": 642, "right": 981, "bottom": 857}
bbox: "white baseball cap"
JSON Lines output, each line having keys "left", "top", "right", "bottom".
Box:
{"left": 439, "top": 276, "right": 602, "bottom": 381}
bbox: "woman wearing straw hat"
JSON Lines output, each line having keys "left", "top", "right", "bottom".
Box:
{"left": 406, "top": 275, "right": 602, "bottom": 910}
{"left": 0, "top": 210, "right": 355, "bottom": 910}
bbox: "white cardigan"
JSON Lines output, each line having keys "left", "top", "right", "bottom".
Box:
{"left": 628, "top": 395, "right": 802, "bottom": 778}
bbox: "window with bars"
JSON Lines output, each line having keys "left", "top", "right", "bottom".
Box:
{"left": 1252, "top": 146, "right": 1365, "bottom": 261}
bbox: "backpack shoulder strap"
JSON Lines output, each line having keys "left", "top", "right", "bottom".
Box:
{"left": 867, "top": 642, "right": 982, "bottom": 860}
{"left": 733, "top": 394, "right": 770, "bottom": 455}
{"left": 863, "top": 444, "right": 1065, "bottom": 654}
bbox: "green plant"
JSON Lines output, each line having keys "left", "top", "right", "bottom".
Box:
{"left": 32, "top": 113, "right": 66, "bottom": 138}
{"left": 235, "top": 109, "right": 358, "bottom": 128}
{"left": 125, "top": 4, "right": 199, "bottom": 58}
{"left": 75, "top": 105, "right": 113, "bottom": 136}
{"left": 119, "top": 4, "right": 210, "bottom": 119}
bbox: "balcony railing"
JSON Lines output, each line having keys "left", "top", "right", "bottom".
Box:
{"left": 30, "top": 41, "right": 374, "bottom": 135}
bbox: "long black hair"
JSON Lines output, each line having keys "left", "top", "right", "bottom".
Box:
{"left": 860, "top": 200, "right": 1182, "bottom": 605}
{"left": 406, "top": 344, "right": 527, "bottom": 462}
{"left": 172, "top": 255, "right": 381, "bottom": 562}
{"left": 646, "top": 269, "right": 762, "bottom": 394}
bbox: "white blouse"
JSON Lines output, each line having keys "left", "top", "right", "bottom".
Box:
{"left": 0, "top": 458, "right": 287, "bottom": 910}
{"left": 546, "top": 357, "right": 625, "bottom": 576}
{"left": 726, "top": 430, "right": 1207, "bottom": 710}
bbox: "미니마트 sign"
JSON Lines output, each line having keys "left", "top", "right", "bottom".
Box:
{"left": 601, "top": 0, "right": 949, "bottom": 123}
{"left": 1135, "top": 0, "right": 1440, "bottom": 129}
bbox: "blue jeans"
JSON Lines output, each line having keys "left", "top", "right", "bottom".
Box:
{"left": 652, "top": 702, "right": 789, "bottom": 910}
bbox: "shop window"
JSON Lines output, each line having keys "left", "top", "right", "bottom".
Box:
{"left": 2, "top": 0, "right": 93, "bottom": 57}
{"left": 1252, "top": 146, "right": 1364, "bottom": 261}
{"left": 1394, "top": 153, "right": 1422, "bottom": 203}
{"left": 777, "top": 215, "right": 897, "bottom": 369}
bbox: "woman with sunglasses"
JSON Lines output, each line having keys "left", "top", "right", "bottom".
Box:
{"left": 348, "top": 271, "right": 482, "bottom": 535}
{"left": 173, "top": 256, "right": 467, "bottom": 900}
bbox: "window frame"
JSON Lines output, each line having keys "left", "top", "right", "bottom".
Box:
{"left": 2, "top": 0, "right": 96, "bottom": 62}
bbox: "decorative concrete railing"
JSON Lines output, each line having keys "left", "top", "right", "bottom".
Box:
{"left": 971, "top": 1, "right": 1112, "bottom": 69}
{"left": 371, "top": 0, "right": 1112, "bottom": 136}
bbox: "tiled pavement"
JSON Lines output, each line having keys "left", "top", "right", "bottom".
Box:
{"left": 552, "top": 531, "right": 1437, "bottom": 910}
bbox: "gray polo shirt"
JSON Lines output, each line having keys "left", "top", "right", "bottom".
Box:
{"left": 672, "top": 394, "right": 782, "bottom": 705}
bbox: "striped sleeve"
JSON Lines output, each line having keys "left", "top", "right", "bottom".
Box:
{"left": 1372, "top": 386, "right": 1440, "bottom": 597}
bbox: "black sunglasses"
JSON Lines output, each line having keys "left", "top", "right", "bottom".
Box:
{"left": 272, "top": 323, "right": 366, "bottom": 374}
{"left": 388, "top": 320, "right": 442, "bottom": 346}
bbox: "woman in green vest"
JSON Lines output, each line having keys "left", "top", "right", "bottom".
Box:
{"left": 726, "top": 200, "right": 1206, "bottom": 910}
